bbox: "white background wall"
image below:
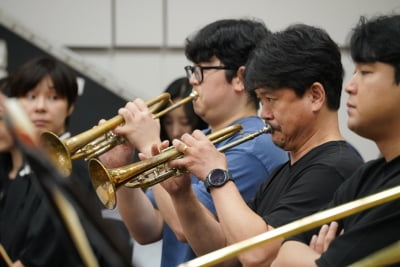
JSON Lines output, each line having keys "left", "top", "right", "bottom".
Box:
{"left": 1, "top": 1, "right": 399, "bottom": 161}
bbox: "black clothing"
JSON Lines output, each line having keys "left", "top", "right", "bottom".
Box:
{"left": 248, "top": 141, "right": 364, "bottom": 228}
{"left": 0, "top": 152, "right": 84, "bottom": 266}
{"left": 291, "top": 156, "right": 400, "bottom": 267}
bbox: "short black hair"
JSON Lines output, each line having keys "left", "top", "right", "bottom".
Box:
{"left": 8, "top": 56, "right": 78, "bottom": 108}
{"left": 185, "top": 18, "right": 270, "bottom": 80}
{"left": 245, "top": 24, "right": 344, "bottom": 110}
{"left": 8, "top": 56, "right": 78, "bottom": 128}
{"left": 349, "top": 14, "right": 400, "bottom": 84}
{"left": 185, "top": 18, "right": 271, "bottom": 109}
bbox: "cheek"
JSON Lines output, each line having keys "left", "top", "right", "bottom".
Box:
{"left": 356, "top": 89, "right": 381, "bottom": 119}
{"left": 274, "top": 103, "right": 308, "bottom": 134}
{"left": 182, "top": 125, "right": 193, "bottom": 134}
{"left": 164, "top": 124, "right": 173, "bottom": 134}
{"left": 51, "top": 103, "right": 70, "bottom": 118}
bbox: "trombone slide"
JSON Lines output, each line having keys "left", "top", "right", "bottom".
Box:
{"left": 178, "top": 185, "right": 400, "bottom": 267}
{"left": 0, "top": 243, "right": 12, "bottom": 267}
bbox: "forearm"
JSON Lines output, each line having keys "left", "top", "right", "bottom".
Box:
{"left": 116, "top": 186, "right": 163, "bottom": 244}
{"left": 171, "top": 188, "right": 226, "bottom": 256}
{"left": 212, "top": 183, "right": 281, "bottom": 266}
{"left": 152, "top": 184, "right": 186, "bottom": 241}
{"left": 272, "top": 241, "right": 319, "bottom": 267}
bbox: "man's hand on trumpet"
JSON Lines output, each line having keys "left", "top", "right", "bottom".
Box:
{"left": 169, "top": 129, "right": 228, "bottom": 183}
{"left": 114, "top": 98, "right": 161, "bottom": 157}
{"left": 98, "top": 98, "right": 161, "bottom": 168}
{"left": 96, "top": 117, "right": 135, "bottom": 169}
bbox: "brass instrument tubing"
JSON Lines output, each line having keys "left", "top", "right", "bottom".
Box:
{"left": 178, "top": 185, "right": 400, "bottom": 267}
{"left": 0, "top": 243, "right": 12, "bottom": 267}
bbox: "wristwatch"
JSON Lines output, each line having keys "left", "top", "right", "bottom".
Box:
{"left": 204, "top": 168, "right": 234, "bottom": 192}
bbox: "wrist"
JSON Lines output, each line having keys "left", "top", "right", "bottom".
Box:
{"left": 204, "top": 168, "right": 234, "bottom": 193}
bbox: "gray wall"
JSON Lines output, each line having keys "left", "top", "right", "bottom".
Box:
{"left": 1, "top": 0, "right": 400, "bottom": 161}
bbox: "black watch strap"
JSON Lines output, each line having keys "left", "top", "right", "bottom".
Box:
{"left": 204, "top": 168, "right": 234, "bottom": 193}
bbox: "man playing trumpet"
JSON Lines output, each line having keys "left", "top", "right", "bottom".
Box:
{"left": 98, "top": 18, "right": 288, "bottom": 267}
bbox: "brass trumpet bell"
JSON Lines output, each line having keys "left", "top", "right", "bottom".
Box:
{"left": 41, "top": 131, "right": 73, "bottom": 177}
{"left": 89, "top": 124, "right": 272, "bottom": 209}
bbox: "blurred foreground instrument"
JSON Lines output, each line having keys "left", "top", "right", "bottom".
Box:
{"left": 0, "top": 243, "right": 12, "bottom": 267}
{"left": 89, "top": 124, "right": 272, "bottom": 209}
{"left": 1, "top": 97, "right": 132, "bottom": 266}
{"left": 178, "top": 185, "right": 400, "bottom": 267}
{"left": 41, "top": 91, "right": 199, "bottom": 177}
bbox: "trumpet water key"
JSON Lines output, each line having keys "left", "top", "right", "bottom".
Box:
{"left": 89, "top": 124, "right": 272, "bottom": 209}
{"left": 41, "top": 91, "right": 199, "bottom": 177}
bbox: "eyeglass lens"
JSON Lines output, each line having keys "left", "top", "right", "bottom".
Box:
{"left": 185, "top": 66, "right": 202, "bottom": 82}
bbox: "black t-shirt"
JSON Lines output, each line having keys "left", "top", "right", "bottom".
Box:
{"left": 247, "top": 141, "right": 364, "bottom": 228}
{"left": 290, "top": 156, "right": 400, "bottom": 267}
{"left": 0, "top": 153, "right": 84, "bottom": 266}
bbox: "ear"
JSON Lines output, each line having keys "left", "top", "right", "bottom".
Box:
{"left": 67, "top": 104, "right": 75, "bottom": 116}
{"left": 308, "top": 82, "right": 326, "bottom": 111}
{"left": 232, "top": 66, "right": 246, "bottom": 93}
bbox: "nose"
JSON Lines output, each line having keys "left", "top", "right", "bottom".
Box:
{"left": 34, "top": 96, "right": 47, "bottom": 112}
{"left": 344, "top": 74, "right": 357, "bottom": 94}
{"left": 187, "top": 73, "right": 200, "bottom": 86}
{"left": 259, "top": 105, "right": 273, "bottom": 121}
{"left": 171, "top": 124, "right": 184, "bottom": 140}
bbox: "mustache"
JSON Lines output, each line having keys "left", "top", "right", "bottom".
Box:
{"left": 264, "top": 121, "right": 280, "bottom": 133}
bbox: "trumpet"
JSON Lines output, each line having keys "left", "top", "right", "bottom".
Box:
{"left": 41, "top": 91, "right": 199, "bottom": 177}
{"left": 89, "top": 124, "right": 272, "bottom": 209}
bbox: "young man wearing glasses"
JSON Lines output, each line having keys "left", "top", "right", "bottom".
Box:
{"left": 100, "top": 18, "right": 288, "bottom": 267}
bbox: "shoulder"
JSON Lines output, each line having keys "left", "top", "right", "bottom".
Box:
{"left": 334, "top": 156, "right": 397, "bottom": 200}
{"left": 285, "top": 142, "right": 363, "bottom": 188}
{"left": 301, "top": 141, "right": 364, "bottom": 172}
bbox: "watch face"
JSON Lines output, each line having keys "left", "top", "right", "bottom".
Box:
{"left": 210, "top": 169, "right": 227, "bottom": 186}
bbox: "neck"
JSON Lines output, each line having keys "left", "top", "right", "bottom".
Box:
{"left": 290, "top": 111, "right": 343, "bottom": 164}
{"left": 374, "top": 128, "right": 400, "bottom": 162}
{"left": 8, "top": 147, "right": 23, "bottom": 179}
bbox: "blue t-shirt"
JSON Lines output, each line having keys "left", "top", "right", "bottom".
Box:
{"left": 147, "top": 116, "right": 288, "bottom": 267}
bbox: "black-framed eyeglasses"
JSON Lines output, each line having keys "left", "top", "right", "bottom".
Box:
{"left": 184, "top": 65, "right": 235, "bottom": 83}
